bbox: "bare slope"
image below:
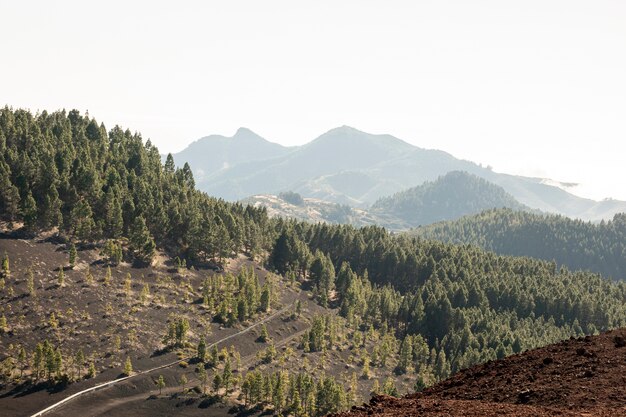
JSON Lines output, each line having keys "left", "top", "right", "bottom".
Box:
{"left": 334, "top": 328, "right": 626, "bottom": 416}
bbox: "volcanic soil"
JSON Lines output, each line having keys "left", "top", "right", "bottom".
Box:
{"left": 334, "top": 328, "right": 626, "bottom": 416}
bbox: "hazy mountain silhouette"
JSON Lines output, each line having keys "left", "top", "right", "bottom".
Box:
{"left": 172, "top": 126, "right": 626, "bottom": 221}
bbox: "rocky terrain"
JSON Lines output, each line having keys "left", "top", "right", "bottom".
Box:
{"left": 334, "top": 328, "right": 626, "bottom": 416}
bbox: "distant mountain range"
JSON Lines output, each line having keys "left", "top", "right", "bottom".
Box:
{"left": 243, "top": 172, "right": 531, "bottom": 230}
{"left": 171, "top": 126, "right": 626, "bottom": 221}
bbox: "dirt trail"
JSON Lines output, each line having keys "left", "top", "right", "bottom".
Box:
{"left": 31, "top": 302, "right": 295, "bottom": 417}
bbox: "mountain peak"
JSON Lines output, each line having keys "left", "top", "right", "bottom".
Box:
{"left": 233, "top": 127, "right": 262, "bottom": 140}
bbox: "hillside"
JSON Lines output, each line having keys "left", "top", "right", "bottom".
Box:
{"left": 243, "top": 173, "right": 529, "bottom": 230}
{"left": 172, "top": 126, "right": 626, "bottom": 221}
{"left": 240, "top": 193, "right": 382, "bottom": 228}
{"left": 370, "top": 171, "right": 528, "bottom": 227}
{"left": 2, "top": 108, "right": 626, "bottom": 417}
{"left": 414, "top": 208, "right": 626, "bottom": 281}
{"left": 334, "top": 327, "right": 626, "bottom": 416}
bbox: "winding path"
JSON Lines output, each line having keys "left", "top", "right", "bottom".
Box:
{"left": 30, "top": 303, "right": 294, "bottom": 417}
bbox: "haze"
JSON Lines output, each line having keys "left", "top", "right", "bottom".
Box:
{"left": 1, "top": 0, "right": 625, "bottom": 200}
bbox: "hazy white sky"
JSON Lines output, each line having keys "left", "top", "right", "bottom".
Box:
{"left": 1, "top": 1, "right": 625, "bottom": 200}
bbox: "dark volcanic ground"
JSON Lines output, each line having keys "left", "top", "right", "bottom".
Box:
{"left": 334, "top": 328, "right": 626, "bottom": 416}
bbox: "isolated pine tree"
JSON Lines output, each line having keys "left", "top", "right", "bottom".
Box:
{"left": 68, "top": 243, "right": 77, "bottom": 268}
{"left": 197, "top": 337, "right": 207, "bottom": 362}
{"left": 26, "top": 268, "right": 35, "bottom": 296}
{"left": 57, "top": 268, "right": 65, "bottom": 287}
{"left": 156, "top": 374, "right": 166, "bottom": 395}
{"left": 124, "top": 357, "right": 133, "bottom": 376}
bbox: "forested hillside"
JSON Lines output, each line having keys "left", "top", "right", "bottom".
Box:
{"left": 0, "top": 107, "right": 273, "bottom": 265}
{"left": 267, "top": 220, "right": 626, "bottom": 384}
{"left": 2, "top": 108, "right": 626, "bottom": 416}
{"left": 370, "top": 171, "right": 528, "bottom": 227}
{"left": 414, "top": 208, "right": 626, "bottom": 281}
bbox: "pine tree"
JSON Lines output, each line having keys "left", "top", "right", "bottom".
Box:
{"left": 0, "top": 162, "right": 20, "bottom": 221}
{"left": 57, "top": 267, "right": 65, "bottom": 287}
{"left": 88, "top": 362, "right": 97, "bottom": 378}
{"left": 179, "top": 374, "right": 187, "bottom": 393}
{"left": 156, "top": 374, "right": 166, "bottom": 395}
{"left": 350, "top": 372, "right": 359, "bottom": 404}
{"left": 124, "top": 273, "right": 132, "bottom": 297}
{"left": 68, "top": 243, "right": 77, "bottom": 268}
{"left": 75, "top": 349, "right": 85, "bottom": 379}
{"left": 104, "top": 266, "right": 112, "bottom": 286}
{"left": 17, "top": 346, "right": 26, "bottom": 379}
{"left": 259, "top": 324, "right": 270, "bottom": 343}
{"left": 197, "top": 364, "right": 208, "bottom": 394}
{"left": 212, "top": 373, "right": 222, "bottom": 395}
{"left": 1, "top": 252, "right": 9, "bottom": 277}
{"left": 197, "top": 337, "right": 207, "bottom": 362}
{"left": 26, "top": 268, "right": 35, "bottom": 296}
{"left": 124, "top": 357, "right": 133, "bottom": 376}
{"left": 382, "top": 377, "right": 398, "bottom": 397}
{"left": 222, "top": 358, "right": 232, "bottom": 393}
{"left": 371, "top": 379, "right": 380, "bottom": 396}
{"left": 21, "top": 190, "right": 38, "bottom": 230}
{"left": 260, "top": 283, "right": 271, "bottom": 312}
{"left": 49, "top": 312, "right": 58, "bottom": 329}
{"left": 129, "top": 216, "right": 155, "bottom": 264}
{"left": 33, "top": 344, "right": 44, "bottom": 381}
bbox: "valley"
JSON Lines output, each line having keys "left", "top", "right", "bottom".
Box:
{"left": 1, "top": 108, "right": 625, "bottom": 417}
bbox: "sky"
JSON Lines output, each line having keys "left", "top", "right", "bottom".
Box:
{"left": 1, "top": 0, "right": 625, "bottom": 200}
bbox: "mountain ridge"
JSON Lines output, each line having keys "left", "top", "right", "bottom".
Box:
{"left": 171, "top": 126, "right": 626, "bottom": 221}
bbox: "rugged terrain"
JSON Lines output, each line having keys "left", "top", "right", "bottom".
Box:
{"left": 335, "top": 328, "right": 626, "bottom": 416}
{"left": 0, "top": 234, "right": 417, "bottom": 417}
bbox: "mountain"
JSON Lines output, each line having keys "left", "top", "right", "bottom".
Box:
{"left": 3, "top": 108, "right": 626, "bottom": 417}
{"left": 370, "top": 171, "right": 528, "bottom": 227}
{"left": 172, "top": 126, "right": 626, "bottom": 221}
{"left": 337, "top": 328, "right": 626, "bottom": 417}
{"left": 413, "top": 208, "right": 626, "bottom": 281}
{"left": 170, "top": 127, "right": 292, "bottom": 183}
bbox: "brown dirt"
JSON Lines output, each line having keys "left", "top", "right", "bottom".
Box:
{"left": 334, "top": 328, "right": 626, "bottom": 416}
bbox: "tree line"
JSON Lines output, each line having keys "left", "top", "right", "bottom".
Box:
{"left": 0, "top": 107, "right": 273, "bottom": 266}
{"left": 414, "top": 208, "right": 626, "bottom": 281}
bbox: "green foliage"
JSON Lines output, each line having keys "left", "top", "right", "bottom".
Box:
{"left": 0, "top": 108, "right": 272, "bottom": 265}
{"left": 197, "top": 337, "right": 207, "bottom": 362}
{"left": 124, "top": 357, "right": 133, "bottom": 376}
{"left": 156, "top": 374, "right": 166, "bottom": 395}
{"left": 270, "top": 218, "right": 626, "bottom": 384}
{"left": 1, "top": 253, "right": 9, "bottom": 277}
{"left": 278, "top": 191, "right": 304, "bottom": 206}
{"left": 0, "top": 314, "right": 7, "bottom": 334}
{"left": 68, "top": 243, "right": 77, "bottom": 268}
{"left": 416, "top": 208, "right": 626, "bottom": 281}
{"left": 102, "top": 240, "right": 123, "bottom": 265}
{"left": 57, "top": 267, "right": 65, "bottom": 287}
{"left": 129, "top": 216, "right": 155, "bottom": 264}
{"left": 258, "top": 324, "right": 270, "bottom": 343}
{"left": 26, "top": 268, "right": 35, "bottom": 296}
{"left": 87, "top": 362, "right": 97, "bottom": 378}
{"left": 371, "top": 171, "right": 526, "bottom": 227}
